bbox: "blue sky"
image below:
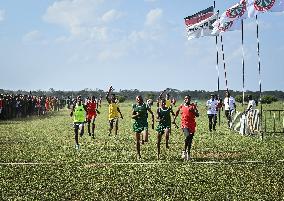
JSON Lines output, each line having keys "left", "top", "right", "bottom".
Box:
{"left": 0, "top": 0, "right": 283, "bottom": 91}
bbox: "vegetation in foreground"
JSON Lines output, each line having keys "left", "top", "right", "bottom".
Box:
{"left": 0, "top": 101, "right": 284, "bottom": 200}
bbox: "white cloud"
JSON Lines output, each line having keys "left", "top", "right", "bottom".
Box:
{"left": 145, "top": 8, "right": 163, "bottom": 26}
{"left": 43, "top": 0, "right": 103, "bottom": 28}
{"left": 0, "top": 9, "right": 5, "bottom": 22}
{"left": 43, "top": 0, "right": 125, "bottom": 43}
{"left": 101, "top": 9, "right": 123, "bottom": 23}
{"left": 22, "top": 30, "right": 47, "bottom": 44}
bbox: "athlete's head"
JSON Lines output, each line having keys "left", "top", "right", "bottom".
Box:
{"left": 184, "top": 95, "right": 191, "bottom": 105}
{"left": 91, "top": 96, "right": 96, "bottom": 101}
{"left": 111, "top": 94, "right": 116, "bottom": 102}
{"left": 136, "top": 95, "right": 143, "bottom": 104}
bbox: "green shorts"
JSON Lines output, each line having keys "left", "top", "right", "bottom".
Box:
{"left": 156, "top": 124, "right": 170, "bottom": 135}
{"left": 133, "top": 121, "right": 148, "bottom": 133}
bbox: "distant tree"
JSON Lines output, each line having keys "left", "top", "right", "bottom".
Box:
{"left": 146, "top": 93, "right": 155, "bottom": 100}
{"left": 117, "top": 95, "right": 126, "bottom": 103}
{"left": 261, "top": 95, "right": 278, "bottom": 104}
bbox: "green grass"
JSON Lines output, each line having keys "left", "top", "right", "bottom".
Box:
{"left": 1, "top": 101, "right": 284, "bottom": 200}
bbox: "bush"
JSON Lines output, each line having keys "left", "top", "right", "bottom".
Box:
{"left": 117, "top": 95, "right": 126, "bottom": 103}
{"left": 146, "top": 93, "right": 155, "bottom": 100}
{"left": 261, "top": 95, "right": 278, "bottom": 104}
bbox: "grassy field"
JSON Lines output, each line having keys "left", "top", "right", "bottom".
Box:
{"left": 1, "top": 101, "right": 284, "bottom": 200}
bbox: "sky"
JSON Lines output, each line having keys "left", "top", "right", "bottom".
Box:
{"left": 0, "top": 0, "right": 283, "bottom": 92}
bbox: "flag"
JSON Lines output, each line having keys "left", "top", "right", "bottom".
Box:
{"left": 184, "top": 6, "right": 218, "bottom": 40}
{"left": 219, "top": 0, "right": 248, "bottom": 23}
{"left": 184, "top": 6, "right": 214, "bottom": 26}
{"left": 247, "top": 0, "right": 284, "bottom": 18}
{"left": 212, "top": 18, "right": 242, "bottom": 35}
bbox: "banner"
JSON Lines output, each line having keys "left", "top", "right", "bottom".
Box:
{"left": 219, "top": 0, "right": 248, "bottom": 23}
{"left": 247, "top": 0, "right": 284, "bottom": 18}
{"left": 212, "top": 18, "right": 242, "bottom": 35}
{"left": 185, "top": 8, "right": 218, "bottom": 40}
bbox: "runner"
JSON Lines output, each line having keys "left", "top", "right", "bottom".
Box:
{"left": 70, "top": 96, "right": 87, "bottom": 150}
{"left": 173, "top": 95, "right": 199, "bottom": 161}
{"left": 86, "top": 96, "right": 100, "bottom": 139}
{"left": 106, "top": 86, "right": 123, "bottom": 136}
{"left": 206, "top": 94, "right": 218, "bottom": 132}
{"left": 132, "top": 95, "right": 154, "bottom": 159}
{"left": 224, "top": 91, "right": 236, "bottom": 128}
{"left": 156, "top": 98, "right": 173, "bottom": 159}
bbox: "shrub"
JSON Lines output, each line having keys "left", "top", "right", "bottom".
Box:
{"left": 261, "top": 95, "right": 278, "bottom": 104}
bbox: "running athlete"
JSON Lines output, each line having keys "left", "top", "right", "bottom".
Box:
{"left": 70, "top": 96, "right": 87, "bottom": 149}
{"left": 132, "top": 95, "right": 154, "bottom": 159}
{"left": 206, "top": 94, "right": 218, "bottom": 132}
{"left": 173, "top": 95, "right": 199, "bottom": 160}
{"left": 156, "top": 98, "right": 173, "bottom": 159}
{"left": 86, "top": 96, "right": 100, "bottom": 139}
{"left": 106, "top": 86, "right": 123, "bottom": 136}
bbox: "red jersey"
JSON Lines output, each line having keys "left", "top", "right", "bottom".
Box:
{"left": 86, "top": 101, "right": 97, "bottom": 120}
{"left": 179, "top": 103, "right": 197, "bottom": 132}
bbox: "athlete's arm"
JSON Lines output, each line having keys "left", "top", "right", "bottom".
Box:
{"left": 106, "top": 86, "right": 112, "bottom": 104}
{"left": 117, "top": 107, "right": 123, "bottom": 119}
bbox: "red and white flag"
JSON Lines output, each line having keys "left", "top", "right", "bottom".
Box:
{"left": 212, "top": 18, "right": 242, "bottom": 35}
{"left": 184, "top": 6, "right": 218, "bottom": 40}
{"left": 219, "top": 0, "right": 248, "bottom": 23}
{"left": 247, "top": 0, "right": 284, "bottom": 18}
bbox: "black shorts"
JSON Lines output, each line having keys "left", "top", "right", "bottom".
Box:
{"left": 182, "top": 128, "right": 194, "bottom": 138}
{"left": 109, "top": 118, "right": 118, "bottom": 128}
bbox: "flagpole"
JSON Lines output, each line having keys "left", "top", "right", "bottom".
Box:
{"left": 242, "top": 19, "right": 245, "bottom": 106}
{"left": 256, "top": 15, "right": 263, "bottom": 139}
{"left": 220, "top": 35, "right": 228, "bottom": 92}
{"left": 241, "top": 19, "right": 245, "bottom": 107}
{"left": 214, "top": 1, "right": 221, "bottom": 126}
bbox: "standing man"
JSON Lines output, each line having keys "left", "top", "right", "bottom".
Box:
{"left": 86, "top": 96, "right": 100, "bottom": 139}
{"left": 224, "top": 91, "right": 236, "bottom": 128}
{"left": 173, "top": 95, "right": 199, "bottom": 161}
{"left": 70, "top": 96, "right": 87, "bottom": 150}
{"left": 106, "top": 86, "right": 123, "bottom": 136}
{"left": 206, "top": 94, "right": 218, "bottom": 132}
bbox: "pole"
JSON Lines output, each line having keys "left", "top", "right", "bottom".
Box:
{"left": 256, "top": 15, "right": 263, "bottom": 139}
{"left": 220, "top": 35, "right": 228, "bottom": 91}
{"left": 241, "top": 19, "right": 245, "bottom": 107}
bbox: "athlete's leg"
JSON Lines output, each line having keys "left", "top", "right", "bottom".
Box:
{"left": 135, "top": 132, "right": 141, "bottom": 159}
{"left": 114, "top": 119, "right": 119, "bottom": 135}
{"left": 87, "top": 119, "right": 91, "bottom": 136}
{"left": 74, "top": 124, "right": 79, "bottom": 146}
{"left": 208, "top": 114, "right": 213, "bottom": 131}
{"left": 187, "top": 133, "right": 194, "bottom": 159}
{"left": 165, "top": 128, "right": 170, "bottom": 149}
{"left": 157, "top": 132, "right": 162, "bottom": 159}
{"left": 109, "top": 119, "right": 114, "bottom": 136}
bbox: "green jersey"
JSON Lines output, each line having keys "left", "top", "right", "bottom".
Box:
{"left": 132, "top": 103, "right": 149, "bottom": 133}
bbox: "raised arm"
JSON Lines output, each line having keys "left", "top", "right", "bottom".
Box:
{"left": 106, "top": 86, "right": 113, "bottom": 103}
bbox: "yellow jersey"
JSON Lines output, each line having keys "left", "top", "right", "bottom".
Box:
{"left": 108, "top": 103, "right": 119, "bottom": 120}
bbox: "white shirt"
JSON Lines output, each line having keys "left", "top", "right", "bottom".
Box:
{"left": 224, "top": 96, "right": 235, "bottom": 111}
{"left": 206, "top": 99, "right": 218, "bottom": 115}
{"left": 247, "top": 100, "right": 256, "bottom": 110}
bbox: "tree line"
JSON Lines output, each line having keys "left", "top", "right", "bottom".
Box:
{"left": 1, "top": 88, "right": 283, "bottom": 103}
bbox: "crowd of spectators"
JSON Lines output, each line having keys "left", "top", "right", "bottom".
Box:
{"left": 0, "top": 94, "right": 66, "bottom": 120}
